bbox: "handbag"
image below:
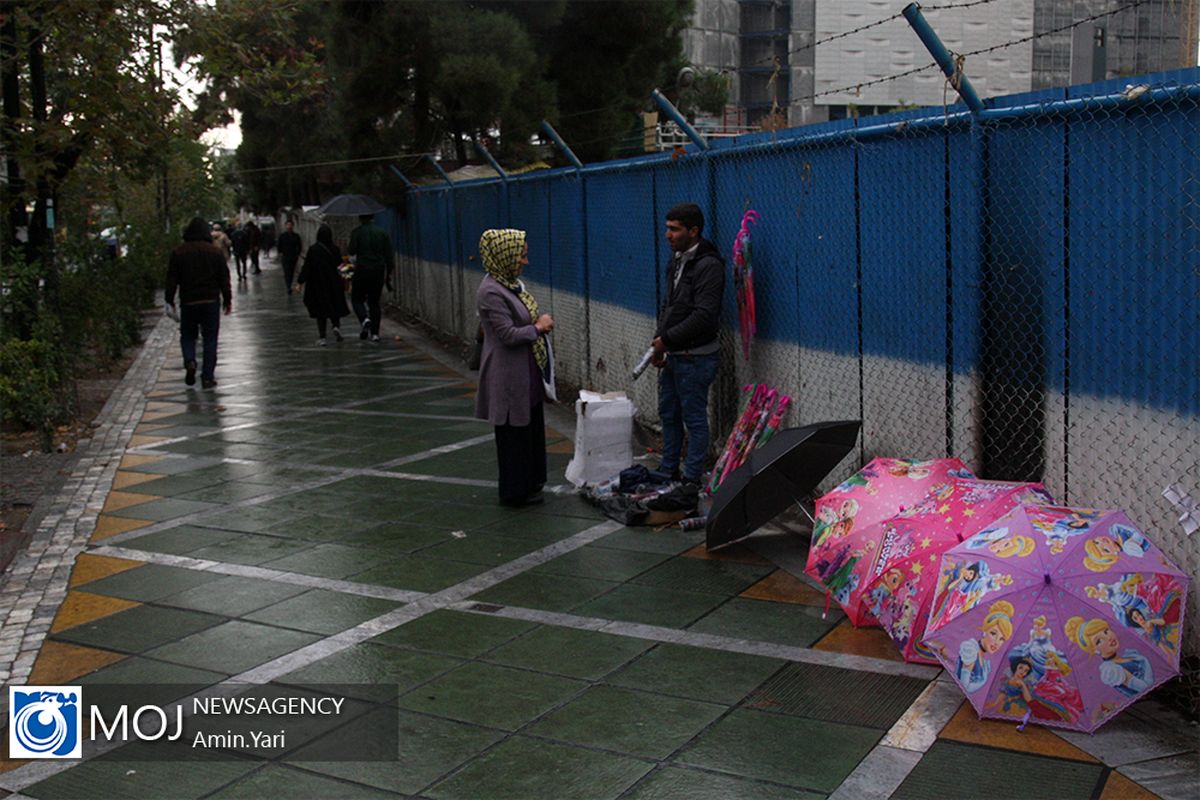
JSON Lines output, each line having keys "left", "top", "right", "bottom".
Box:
{"left": 467, "top": 322, "right": 483, "bottom": 370}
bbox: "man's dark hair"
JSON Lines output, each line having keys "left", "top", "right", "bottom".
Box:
{"left": 183, "top": 217, "right": 213, "bottom": 243}
{"left": 666, "top": 203, "right": 704, "bottom": 234}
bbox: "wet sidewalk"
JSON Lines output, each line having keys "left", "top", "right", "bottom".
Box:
{"left": 0, "top": 255, "right": 1194, "bottom": 799}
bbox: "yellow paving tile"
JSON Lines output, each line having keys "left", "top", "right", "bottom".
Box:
{"left": 51, "top": 591, "right": 141, "bottom": 633}
{"left": 120, "top": 453, "right": 166, "bottom": 469}
{"left": 740, "top": 569, "right": 827, "bottom": 605}
{"left": 145, "top": 400, "right": 180, "bottom": 411}
{"left": 683, "top": 543, "right": 772, "bottom": 566}
{"left": 135, "top": 422, "right": 171, "bottom": 434}
{"left": 938, "top": 701, "right": 1100, "bottom": 763}
{"left": 28, "top": 641, "right": 126, "bottom": 684}
{"left": 90, "top": 515, "right": 152, "bottom": 541}
{"left": 101, "top": 491, "right": 157, "bottom": 513}
{"left": 69, "top": 553, "right": 143, "bottom": 588}
{"left": 547, "top": 440, "right": 575, "bottom": 455}
{"left": 111, "top": 470, "right": 163, "bottom": 490}
{"left": 813, "top": 618, "right": 907, "bottom": 662}
{"left": 128, "top": 434, "right": 169, "bottom": 447}
{"left": 1099, "top": 771, "right": 1161, "bottom": 800}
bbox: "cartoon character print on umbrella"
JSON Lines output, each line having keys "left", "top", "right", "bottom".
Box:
{"left": 1082, "top": 524, "right": 1149, "bottom": 572}
{"left": 1064, "top": 615, "right": 1155, "bottom": 726}
{"left": 964, "top": 525, "right": 1039, "bottom": 559}
{"left": 928, "top": 599, "right": 1016, "bottom": 694}
{"left": 986, "top": 615, "right": 1084, "bottom": 725}
{"left": 927, "top": 559, "right": 1014, "bottom": 633}
{"left": 1086, "top": 572, "right": 1183, "bottom": 658}
{"left": 814, "top": 540, "right": 875, "bottom": 606}
{"left": 1027, "top": 506, "right": 1105, "bottom": 555}
{"left": 812, "top": 499, "right": 859, "bottom": 551}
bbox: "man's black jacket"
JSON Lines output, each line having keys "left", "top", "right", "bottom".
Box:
{"left": 655, "top": 238, "right": 725, "bottom": 352}
{"left": 277, "top": 230, "right": 302, "bottom": 261}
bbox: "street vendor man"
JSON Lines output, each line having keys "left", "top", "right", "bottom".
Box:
{"left": 651, "top": 202, "right": 725, "bottom": 486}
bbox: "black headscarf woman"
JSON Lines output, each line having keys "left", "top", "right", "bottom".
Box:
{"left": 298, "top": 224, "right": 351, "bottom": 343}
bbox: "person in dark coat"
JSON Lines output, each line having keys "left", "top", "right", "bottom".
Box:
{"left": 230, "top": 225, "right": 249, "bottom": 280}
{"left": 348, "top": 213, "right": 394, "bottom": 342}
{"left": 246, "top": 221, "right": 262, "bottom": 274}
{"left": 475, "top": 228, "right": 555, "bottom": 506}
{"left": 650, "top": 202, "right": 725, "bottom": 485}
{"left": 277, "top": 220, "right": 303, "bottom": 294}
{"left": 165, "top": 217, "right": 232, "bottom": 389}
{"left": 297, "top": 224, "right": 351, "bottom": 346}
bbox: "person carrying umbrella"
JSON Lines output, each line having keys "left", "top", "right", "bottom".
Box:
{"left": 348, "top": 213, "right": 395, "bottom": 342}
{"left": 649, "top": 202, "right": 725, "bottom": 485}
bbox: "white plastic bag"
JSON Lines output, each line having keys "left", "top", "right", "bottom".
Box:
{"left": 564, "top": 390, "right": 635, "bottom": 487}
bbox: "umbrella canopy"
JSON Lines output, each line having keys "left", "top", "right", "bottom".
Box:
{"left": 806, "top": 457, "right": 974, "bottom": 626}
{"left": 705, "top": 420, "right": 860, "bottom": 550}
{"left": 865, "top": 479, "right": 1053, "bottom": 664}
{"left": 317, "top": 194, "right": 387, "bottom": 217}
{"left": 920, "top": 503, "right": 1189, "bottom": 732}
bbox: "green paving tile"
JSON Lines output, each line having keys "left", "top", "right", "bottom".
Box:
{"left": 469, "top": 572, "right": 619, "bottom": 612}
{"left": 79, "top": 656, "right": 228, "bottom": 685}
{"left": 572, "top": 584, "right": 727, "bottom": 628}
{"left": 530, "top": 545, "right": 670, "bottom": 581}
{"left": 242, "top": 589, "right": 401, "bottom": 634}
{"left": 119, "top": 525, "right": 241, "bottom": 555}
{"left": 276, "top": 642, "right": 462, "bottom": 697}
{"left": 291, "top": 709, "right": 504, "bottom": 795}
{"left": 626, "top": 767, "right": 823, "bottom": 800}
{"left": 606, "top": 643, "right": 785, "bottom": 705}
{"left": 594, "top": 528, "right": 705, "bottom": 555}
{"left": 78, "top": 563, "right": 223, "bottom": 601}
{"left": 123, "top": 456, "right": 224, "bottom": 475}
{"left": 420, "top": 532, "right": 546, "bottom": 565}
{"left": 677, "top": 709, "right": 880, "bottom": 793}
{"left": 484, "top": 625, "right": 652, "bottom": 680}
{"left": 526, "top": 685, "right": 725, "bottom": 759}
{"left": 405, "top": 503, "right": 531, "bottom": 531}
{"left": 145, "top": 620, "right": 322, "bottom": 673}
{"left": 371, "top": 610, "right": 535, "bottom": 658}
{"left": 155, "top": 575, "right": 311, "bottom": 616}
{"left": 106, "top": 497, "right": 223, "bottom": 521}
{"left": 398, "top": 661, "right": 585, "bottom": 730}
{"left": 186, "top": 532, "right": 315, "bottom": 565}
{"left": 630, "top": 558, "right": 774, "bottom": 596}
{"left": 207, "top": 764, "right": 385, "bottom": 799}
{"left": 201, "top": 507, "right": 299, "bottom": 532}
{"left": 479, "top": 513, "right": 602, "bottom": 543}
{"left": 124, "top": 474, "right": 226, "bottom": 496}
{"left": 427, "top": 736, "right": 652, "bottom": 800}
{"left": 891, "top": 741, "right": 1106, "bottom": 800}
{"left": 686, "top": 597, "right": 843, "bottom": 648}
{"left": 350, "top": 555, "right": 488, "bottom": 593}
{"left": 746, "top": 662, "right": 930, "bottom": 729}
{"left": 262, "top": 513, "right": 382, "bottom": 541}
{"left": 335, "top": 520, "right": 458, "bottom": 551}
{"left": 52, "top": 604, "right": 223, "bottom": 654}
{"left": 21, "top": 757, "right": 257, "bottom": 800}
{"left": 528, "top": 493, "right": 607, "bottom": 520}
{"left": 259, "top": 543, "right": 399, "bottom": 578}
{"left": 174, "top": 482, "right": 277, "bottom": 503}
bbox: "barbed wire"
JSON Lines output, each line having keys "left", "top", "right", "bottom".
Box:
{"left": 795, "top": 0, "right": 1148, "bottom": 104}
{"left": 227, "top": 152, "right": 436, "bottom": 176}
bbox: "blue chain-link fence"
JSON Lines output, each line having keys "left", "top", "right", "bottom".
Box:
{"left": 388, "top": 67, "right": 1200, "bottom": 702}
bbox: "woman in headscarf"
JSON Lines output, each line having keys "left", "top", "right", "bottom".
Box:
{"left": 475, "top": 229, "right": 555, "bottom": 506}
{"left": 297, "top": 224, "right": 351, "bottom": 345}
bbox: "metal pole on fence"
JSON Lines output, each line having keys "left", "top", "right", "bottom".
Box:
{"left": 471, "top": 136, "right": 508, "bottom": 181}
{"left": 539, "top": 121, "right": 584, "bottom": 169}
{"left": 901, "top": 3, "right": 984, "bottom": 114}
{"left": 388, "top": 164, "right": 416, "bottom": 190}
{"left": 387, "top": 165, "right": 416, "bottom": 307}
{"left": 650, "top": 89, "right": 710, "bottom": 150}
{"left": 425, "top": 154, "right": 454, "bottom": 186}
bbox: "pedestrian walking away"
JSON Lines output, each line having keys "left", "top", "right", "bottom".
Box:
{"left": 277, "top": 220, "right": 303, "bottom": 294}
{"left": 211, "top": 223, "right": 233, "bottom": 263}
{"left": 246, "top": 220, "right": 262, "bottom": 274}
{"left": 298, "top": 224, "right": 351, "bottom": 346}
{"left": 348, "top": 213, "right": 394, "bottom": 342}
{"left": 165, "top": 217, "right": 232, "bottom": 389}
{"left": 651, "top": 202, "right": 725, "bottom": 485}
{"left": 475, "top": 228, "right": 554, "bottom": 507}
{"left": 230, "top": 224, "right": 249, "bottom": 281}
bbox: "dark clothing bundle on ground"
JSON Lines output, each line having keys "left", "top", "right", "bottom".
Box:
{"left": 591, "top": 465, "right": 700, "bottom": 526}
{"left": 166, "top": 220, "right": 231, "bottom": 307}
{"left": 655, "top": 237, "right": 725, "bottom": 353}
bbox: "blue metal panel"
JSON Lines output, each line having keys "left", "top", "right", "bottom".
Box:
{"left": 1065, "top": 90, "right": 1200, "bottom": 414}
{"left": 585, "top": 167, "right": 657, "bottom": 316}
{"left": 416, "top": 189, "right": 452, "bottom": 266}
{"left": 549, "top": 174, "right": 585, "bottom": 298}
{"left": 857, "top": 128, "right": 947, "bottom": 365}
{"left": 948, "top": 126, "right": 983, "bottom": 380}
{"left": 454, "top": 183, "right": 506, "bottom": 273}
{"left": 509, "top": 177, "right": 553, "bottom": 287}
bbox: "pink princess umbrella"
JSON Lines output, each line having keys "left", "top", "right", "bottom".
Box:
{"left": 806, "top": 457, "right": 974, "bottom": 626}
{"left": 920, "top": 503, "right": 1189, "bottom": 732}
{"left": 864, "top": 478, "right": 1053, "bottom": 664}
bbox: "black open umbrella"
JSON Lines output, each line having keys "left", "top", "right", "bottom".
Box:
{"left": 706, "top": 420, "right": 861, "bottom": 550}
{"left": 317, "top": 194, "right": 387, "bottom": 217}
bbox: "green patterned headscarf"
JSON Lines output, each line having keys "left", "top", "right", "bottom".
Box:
{"left": 479, "top": 228, "right": 546, "bottom": 370}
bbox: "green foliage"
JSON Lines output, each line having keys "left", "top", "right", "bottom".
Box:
{"left": 0, "top": 316, "right": 71, "bottom": 450}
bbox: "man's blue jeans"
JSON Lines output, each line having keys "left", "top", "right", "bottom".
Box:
{"left": 658, "top": 352, "right": 719, "bottom": 481}
{"left": 180, "top": 301, "right": 221, "bottom": 382}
